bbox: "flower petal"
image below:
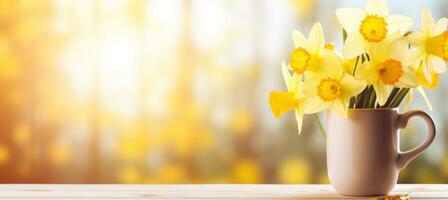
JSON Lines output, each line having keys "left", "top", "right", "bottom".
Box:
{"left": 343, "top": 32, "right": 365, "bottom": 59}
{"left": 293, "top": 30, "right": 310, "bottom": 49}
{"left": 331, "top": 99, "right": 348, "bottom": 118}
{"left": 302, "top": 96, "right": 328, "bottom": 114}
{"left": 269, "top": 91, "right": 298, "bottom": 118}
{"left": 318, "top": 52, "right": 344, "bottom": 78}
{"left": 374, "top": 82, "right": 392, "bottom": 106}
{"left": 421, "top": 7, "right": 435, "bottom": 36}
{"left": 390, "top": 37, "right": 409, "bottom": 62}
{"left": 366, "top": 0, "right": 388, "bottom": 16}
{"left": 340, "top": 74, "right": 367, "bottom": 99}
{"left": 416, "top": 86, "right": 433, "bottom": 111}
{"left": 407, "top": 30, "right": 425, "bottom": 46}
{"left": 435, "top": 17, "right": 448, "bottom": 35}
{"left": 422, "top": 58, "right": 433, "bottom": 83}
{"left": 403, "top": 88, "right": 413, "bottom": 111}
{"left": 430, "top": 55, "right": 447, "bottom": 73}
{"left": 336, "top": 8, "right": 365, "bottom": 33}
{"left": 308, "top": 23, "right": 325, "bottom": 54}
{"left": 295, "top": 109, "right": 304, "bottom": 135}
{"left": 406, "top": 50, "right": 425, "bottom": 68}
{"left": 387, "top": 15, "right": 414, "bottom": 35}
{"left": 397, "top": 68, "right": 418, "bottom": 88}
{"left": 282, "top": 61, "right": 293, "bottom": 91}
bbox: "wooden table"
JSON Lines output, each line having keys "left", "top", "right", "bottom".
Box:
{"left": 0, "top": 184, "right": 446, "bottom": 199}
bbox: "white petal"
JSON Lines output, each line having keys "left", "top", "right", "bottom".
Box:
{"left": 421, "top": 7, "right": 435, "bottom": 36}
{"left": 390, "top": 37, "right": 409, "bottom": 62}
{"left": 308, "top": 23, "right": 325, "bottom": 54}
{"left": 293, "top": 31, "right": 310, "bottom": 49}
{"left": 336, "top": 8, "right": 365, "bottom": 33}
{"left": 331, "top": 99, "right": 348, "bottom": 118}
{"left": 282, "top": 61, "right": 292, "bottom": 91}
{"left": 366, "top": 0, "right": 388, "bottom": 16}
{"left": 397, "top": 69, "right": 418, "bottom": 88}
{"left": 302, "top": 97, "right": 328, "bottom": 114}
{"left": 374, "top": 82, "right": 392, "bottom": 106}
{"left": 422, "top": 58, "right": 433, "bottom": 83}
{"left": 416, "top": 86, "right": 433, "bottom": 111}
{"left": 403, "top": 89, "right": 413, "bottom": 111}
{"left": 406, "top": 50, "right": 425, "bottom": 68}
{"left": 386, "top": 15, "right": 414, "bottom": 35}
{"left": 407, "top": 30, "right": 425, "bottom": 46}
{"left": 430, "top": 55, "right": 447, "bottom": 73}
{"left": 295, "top": 110, "right": 304, "bottom": 135}
{"left": 340, "top": 74, "right": 367, "bottom": 99}
{"left": 435, "top": 18, "right": 448, "bottom": 35}
{"left": 343, "top": 32, "right": 365, "bottom": 59}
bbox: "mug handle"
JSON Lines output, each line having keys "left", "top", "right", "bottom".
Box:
{"left": 395, "top": 110, "right": 436, "bottom": 170}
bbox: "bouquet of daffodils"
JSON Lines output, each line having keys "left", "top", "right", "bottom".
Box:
{"left": 269, "top": 0, "right": 447, "bottom": 134}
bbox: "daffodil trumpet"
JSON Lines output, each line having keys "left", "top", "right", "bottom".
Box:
{"left": 269, "top": 0, "right": 446, "bottom": 136}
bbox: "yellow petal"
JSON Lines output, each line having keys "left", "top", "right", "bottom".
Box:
{"left": 318, "top": 52, "right": 344, "bottom": 78}
{"left": 421, "top": 7, "right": 435, "bottom": 36}
{"left": 336, "top": 8, "right": 365, "bottom": 33}
{"left": 386, "top": 15, "right": 414, "bottom": 35}
{"left": 356, "top": 62, "right": 377, "bottom": 84}
{"left": 340, "top": 73, "right": 367, "bottom": 99}
{"left": 269, "top": 91, "right": 299, "bottom": 118}
{"left": 434, "top": 18, "right": 448, "bottom": 35}
{"left": 366, "top": 0, "right": 388, "bottom": 16}
{"left": 416, "top": 86, "right": 433, "bottom": 111}
{"left": 343, "top": 32, "right": 365, "bottom": 59}
{"left": 308, "top": 23, "right": 324, "bottom": 54}
{"left": 293, "top": 31, "right": 310, "bottom": 49}
{"left": 416, "top": 65, "right": 439, "bottom": 89}
{"left": 294, "top": 109, "right": 304, "bottom": 135}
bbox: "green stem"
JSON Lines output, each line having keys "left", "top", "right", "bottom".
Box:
{"left": 390, "top": 88, "right": 410, "bottom": 108}
{"left": 368, "top": 87, "right": 377, "bottom": 108}
{"left": 383, "top": 88, "right": 400, "bottom": 108}
{"left": 314, "top": 114, "right": 326, "bottom": 141}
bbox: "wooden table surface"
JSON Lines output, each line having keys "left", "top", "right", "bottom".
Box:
{"left": 0, "top": 184, "right": 446, "bottom": 199}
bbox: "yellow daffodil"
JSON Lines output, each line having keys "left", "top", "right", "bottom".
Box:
{"left": 269, "top": 62, "right": 314, "bottom": 134}
{"left": 407, "top": 7, "right": 448, "bottom": 83}
{"left": 336, "top": 0, "right": 413, "bottom": 59}
{"left": 303, "top": 55, "right": 367, "bottom": 117}
{"left": 357, "top": 38, "right": 418, "bottom": 105}
{"left": 290, "top": 23, "right": 335, "bottom": 76}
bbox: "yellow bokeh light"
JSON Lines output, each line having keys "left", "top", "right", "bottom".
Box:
{"left": 0, "top": 144, "right": 10, "bottom": 165}
{"left": 278, "top": 158, "right": 311, "bottom": 184}
{"left": 232, "top": 159, "right": 262, "bottom": 183}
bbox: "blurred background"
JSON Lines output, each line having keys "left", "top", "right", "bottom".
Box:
{"left": 0, "top": 0, "right": 447, "bottom": 183}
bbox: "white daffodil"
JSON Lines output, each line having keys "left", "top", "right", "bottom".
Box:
{"left": 303, "top": 55, "right": 367, "bottom": 118}
{"left": 269, "top": 62, "right": 308, "bottom": 134}
{"left": 407, "top": 7, "right": 448, "bottom": 83}
{"left": 357, "top": 37, "right": 418, "bottom": 106}
{"left": 336, "top": 0, "right": 413, "bottom": 59}
{"left": 290, "top": 22, "right": 335, "bottom": 76}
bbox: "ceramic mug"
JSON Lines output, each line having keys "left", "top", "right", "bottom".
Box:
{"left": 326, "top": 108, "right": 436, "bottom": 196}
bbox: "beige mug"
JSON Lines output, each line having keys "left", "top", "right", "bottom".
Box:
{"left": 326, "top": 108, "right": 436, "bottom": 196}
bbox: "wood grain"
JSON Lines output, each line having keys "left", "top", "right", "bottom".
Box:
{"left": 0, "top": 184, "right": 446, "bottom": 199}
